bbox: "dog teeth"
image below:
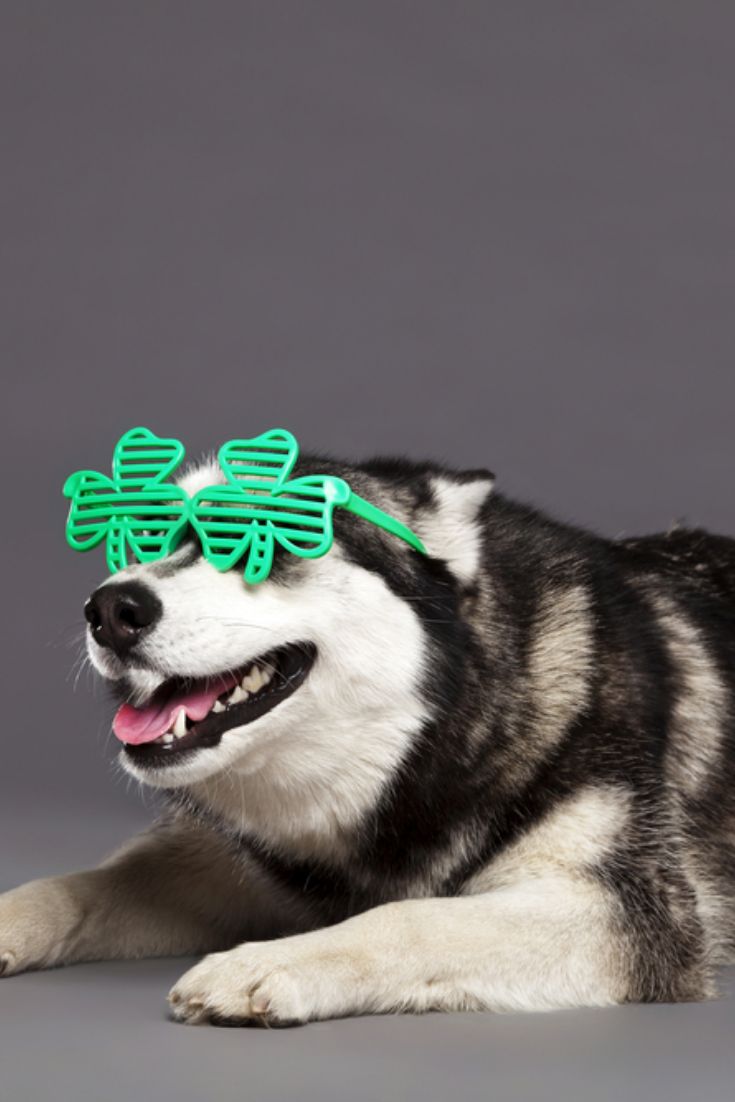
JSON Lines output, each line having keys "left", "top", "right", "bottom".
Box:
{"left": 153, "top": 662, "right": 279, "bottom": 733}
{"left": 139, "top": 661, "right": 282, "bottom": 745}
{"left": 241, "top": 666, "right": 263, "bottom": 693}
{"left": 241, "top": 664, "right": 274, "bottom": 693}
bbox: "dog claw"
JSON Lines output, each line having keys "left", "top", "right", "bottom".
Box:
{"left": 0, "top": 952, "right": 16, "bottom": 977}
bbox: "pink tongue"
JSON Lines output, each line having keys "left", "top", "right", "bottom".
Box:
{"left": 113, "top": 675, "right": 238, "bottom": 745}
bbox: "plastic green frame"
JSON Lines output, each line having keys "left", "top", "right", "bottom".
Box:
{"left": 64, "top": 427, "right": 427, "bottom": 583}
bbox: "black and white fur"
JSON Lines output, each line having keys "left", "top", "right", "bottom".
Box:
{"left": 1, "top": 447, "right": 734, "bottom": 1024}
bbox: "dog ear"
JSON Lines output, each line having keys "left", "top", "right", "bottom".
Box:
{"left": 418, "top": 470, "right": 494, "bottom": 583}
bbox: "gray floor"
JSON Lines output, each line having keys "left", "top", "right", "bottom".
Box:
{"left": 1, "top": 802, "right": 733, "bottom": 1102}
{"left": 2, "top": 961, "right": 734, "bottom": 1102}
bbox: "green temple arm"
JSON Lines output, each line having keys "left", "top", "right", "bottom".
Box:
{"left": 342, "top": 492, "right": 427, "bottom": 555}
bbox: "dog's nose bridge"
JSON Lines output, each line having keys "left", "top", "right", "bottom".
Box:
{"left": 85, "top": 581, "right": 162, "bottom": 657}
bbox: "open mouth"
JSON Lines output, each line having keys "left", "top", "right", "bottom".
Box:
{"left": 117, "top": 642, "right": 316, "bottom": 768}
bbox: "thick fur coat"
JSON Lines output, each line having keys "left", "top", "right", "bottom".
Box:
{"left": 1, "top": 448, "right": 734, "bottom": 1024}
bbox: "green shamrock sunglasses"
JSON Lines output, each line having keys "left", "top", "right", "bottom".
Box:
{"left": 63, "top": 427, "right": 427, "bottom": 584}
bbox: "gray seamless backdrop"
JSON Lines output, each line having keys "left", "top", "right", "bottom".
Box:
{"left": 1, "top": 4, "right": 734, "bottom": 1101}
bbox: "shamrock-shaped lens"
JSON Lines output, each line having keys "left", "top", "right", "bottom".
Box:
{"left": 190, "top": 429, "right": 352, "bottom": 584}
{"left": 63, "top": 427, "right": 189, "bottom": 573}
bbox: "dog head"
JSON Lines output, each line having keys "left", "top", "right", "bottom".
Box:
{"left": 83, "top": 452, "right": 494, "bottom": 795}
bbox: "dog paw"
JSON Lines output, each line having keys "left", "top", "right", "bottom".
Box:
{"left": 0, "top": 879, "right": 83, "bottom": 976}
{"left": 0, "top": 889, "right": 42, "bottom": 977}
{"left": 168, "top": 934, "right": 364, "bottom": 1027}
{"left": 169, "top": 951, "right": 308, "bottom": 1026}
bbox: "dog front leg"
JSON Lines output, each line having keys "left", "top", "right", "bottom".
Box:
{"left": 0, "top": 815, "right": 287, "bottom": 977}
{"left": 169, "top": 872, "right": 629, "bottom": 1025}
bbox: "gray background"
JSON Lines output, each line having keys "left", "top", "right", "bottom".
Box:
{"left": 1, "top": 2, "right": 734, "bottom": 1099}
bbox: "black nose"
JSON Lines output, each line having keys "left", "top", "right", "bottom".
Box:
{"left": 85, "top": 581, "right": 162, "bottom": 656}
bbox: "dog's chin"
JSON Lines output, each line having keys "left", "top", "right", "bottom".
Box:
{"left": 111, "top": 641, "right": 317, "bottom": 786}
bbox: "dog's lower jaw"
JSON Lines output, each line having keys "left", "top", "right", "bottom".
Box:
{"left": 120, "top": 642, "right": 317, "bottom": 769}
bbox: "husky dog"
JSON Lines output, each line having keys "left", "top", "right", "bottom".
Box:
{"left": 1, "top": 448, "right": 734, "bottom": 1026}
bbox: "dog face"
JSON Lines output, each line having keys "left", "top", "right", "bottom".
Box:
{"left": 83, "top": 455, "right": 493, "bottom": 795}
